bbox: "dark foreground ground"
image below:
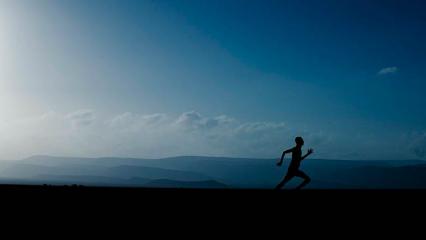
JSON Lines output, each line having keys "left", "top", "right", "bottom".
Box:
{"left": 1, "top": 184, "right": 425, "bottom": 228}
{"left": 2, "top": 184, "right": 426, "bottom": 207}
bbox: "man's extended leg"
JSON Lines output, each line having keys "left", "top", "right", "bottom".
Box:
{"left": 275, "top": 172, "right": 294, "bottom": 190}
{"left": 294, "top": 170, "right": 311, "bottom": 190}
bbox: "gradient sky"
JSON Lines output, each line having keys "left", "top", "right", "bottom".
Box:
{"left": 0, "top": 0, "right": 425, "bottom": 160}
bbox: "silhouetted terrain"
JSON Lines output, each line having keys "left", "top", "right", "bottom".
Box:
{"left": 144, "top": 179, "right": 228, "bottom": 189}
{"left": 0, "top": 155, "right": 424, "bottom": 189}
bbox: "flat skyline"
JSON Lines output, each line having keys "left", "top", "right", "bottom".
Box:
{"left": 0, "top": 0, "right": 425, "bottom": 160}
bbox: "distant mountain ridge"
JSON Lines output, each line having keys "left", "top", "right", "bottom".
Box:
{"left": 0, "top": 155, "right": 423, "bottom": 189}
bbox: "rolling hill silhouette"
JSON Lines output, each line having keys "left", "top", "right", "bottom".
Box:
{"left": 0, "top": 155, "right": 424, "bottom": 189}
{"left": 143, "top": 179, "right": 228, "bottom": 189}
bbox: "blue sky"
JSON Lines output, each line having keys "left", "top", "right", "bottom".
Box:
{"left": 0, "top": 0, "right": 425, "bottom": 160}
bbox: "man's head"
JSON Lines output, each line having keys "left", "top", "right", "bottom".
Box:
{"left": 295, "top": 136, "right": 304, "bottom": 146}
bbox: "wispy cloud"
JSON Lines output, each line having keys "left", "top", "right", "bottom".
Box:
{"left": 174, "top": 111, "right": 234, "bottom": 130}
{"left": 378, "top": 66, "right": 398, "bottom": 75}
{"left": 0, "top": 110, "right": 315, "bottom": 159}
{"left": 0, "top": 110, "right": 416, "bottom": 160}
{"left": 66, "top": 109, "right": 95, "bottom": 127}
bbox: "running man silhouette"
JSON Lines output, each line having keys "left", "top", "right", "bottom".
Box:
{"left": 275, "top": 137, "right": 313, "bottom": 190}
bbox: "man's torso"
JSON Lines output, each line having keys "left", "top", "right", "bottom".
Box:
{"left": 289, "top": 147, "right": 302, "bottom": 170}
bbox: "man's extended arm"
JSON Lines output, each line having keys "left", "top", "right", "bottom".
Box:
{"left": 277, "top": 148, "right": 294, "bottom": 166}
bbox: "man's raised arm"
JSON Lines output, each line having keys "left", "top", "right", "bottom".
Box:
{"left": 301, "top": 148, "right": 314, "bottom": 161}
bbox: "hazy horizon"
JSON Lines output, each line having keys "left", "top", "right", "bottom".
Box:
{"left": 0, "top": 0, "right": 425, "bottom": 161}
{"left": 0, "top": 153, "right": 423, "bottom": 163}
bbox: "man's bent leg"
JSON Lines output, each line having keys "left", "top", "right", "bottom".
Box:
{"left": 275, "top": 172, "right": 295, "bottom": 190}
{"left": 294, "top": 170, "right": 311, "bottom": 190}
